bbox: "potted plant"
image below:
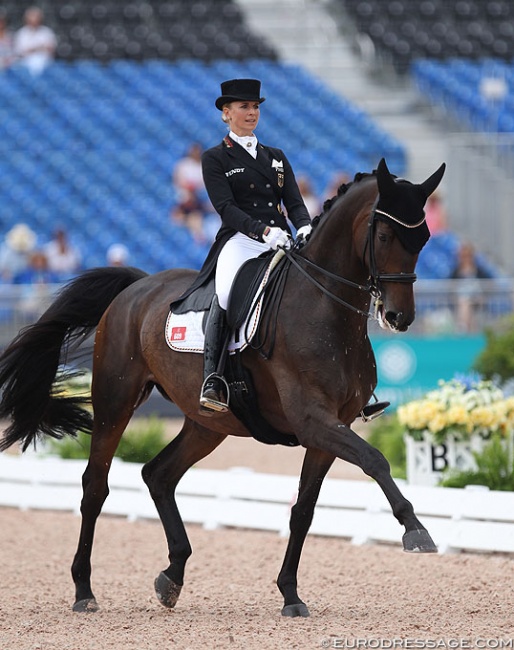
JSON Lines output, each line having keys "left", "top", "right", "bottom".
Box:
{"left": 397, "top": 377, "right": 514, "bottom": 485}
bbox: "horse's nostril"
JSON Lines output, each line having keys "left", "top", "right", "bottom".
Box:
{"left": 385, "top": 311, "right": 397, "bottom": 323}
{"left": 385, "top": 311, "right": 404, "bottom": 328}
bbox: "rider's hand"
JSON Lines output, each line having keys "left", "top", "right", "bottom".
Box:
{"left": 295, "top": 224, "right": 312, "bottom": 245}
{"left": 262, "top": 227, "right": 291, "bottom": 251}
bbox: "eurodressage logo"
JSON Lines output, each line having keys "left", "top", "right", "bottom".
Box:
{"left": 320, "top": 639, "right": 514, "bottom": 648}
{"left": 376, "top": 340, "right": 416, "bottom": 385}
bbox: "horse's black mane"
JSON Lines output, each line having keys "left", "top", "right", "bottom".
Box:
{"left": 311, "top": 169, "right": 376, "bottom": 230}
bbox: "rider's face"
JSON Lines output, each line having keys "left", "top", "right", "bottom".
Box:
{"left": 223, "top": 101, "right": 260, "bottom": 137}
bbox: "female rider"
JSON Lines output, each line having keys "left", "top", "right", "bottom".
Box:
{"left": 176, "top": 78, "right": 387, "bottom": 420}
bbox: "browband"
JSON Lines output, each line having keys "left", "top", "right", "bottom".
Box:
{"left": 374, "top": 208, "right": 426, "bottom": 229}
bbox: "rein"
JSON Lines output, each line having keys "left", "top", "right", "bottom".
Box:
{"left": 284, "top": 249, "right": 372, "bottom": 318}
{"left": 284, "top": 198, "right": 418, "bottom": 319}
{"left": 245, "top": 192, "right": 422, "bottom": 355}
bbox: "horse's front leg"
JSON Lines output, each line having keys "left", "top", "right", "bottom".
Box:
{"left": 296, "top": 414, "right": 437, "bottom": 553}
{"left": 277, "top": 447, "right": 335, "bottom": 617}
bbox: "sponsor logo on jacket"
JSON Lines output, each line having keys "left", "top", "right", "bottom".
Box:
{"left": 225, "top": 168, "right": 245, "bottom": 177}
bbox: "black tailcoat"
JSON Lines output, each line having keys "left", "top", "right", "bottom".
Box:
{"left": 173, "top": 135, "right": 311, "bottom": 306}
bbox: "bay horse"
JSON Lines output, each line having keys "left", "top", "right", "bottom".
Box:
{"left": 0, "top": 158, "right": 445, "bottom": 618}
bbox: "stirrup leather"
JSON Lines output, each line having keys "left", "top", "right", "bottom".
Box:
{"left": 199, "top": 373, "right": 230, "bottom": 413}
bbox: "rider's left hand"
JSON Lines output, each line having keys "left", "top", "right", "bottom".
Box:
{"left": 295, "top": 224, "right": 312, "bottom": 246}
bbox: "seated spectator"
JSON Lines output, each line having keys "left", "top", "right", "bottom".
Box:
{"left": 425, "top": 191, "right": 448, "bottom": 235}
{"left": 13, "top": 249, "right": 60, "bottom": 319}
{"left": 44, "top": 228, "right": 82, "bottom": 281}
{"left": 107, "top": 243, "right": 129, "bottom": 267}
{"left": 13, "top": 6, "right": 56, "bottom": 76}
{"left": 0, "top": 10, "right": 14, "bottom": 69}
{"left": 450, "top": 241, "right": 493, "bottom": 333}
{"left": 297, "top": 176, "right": 321, "bottom": 218}
{"left": 13, "top": 249, "right": 60, "bottom": 285}
{"left": 170, "top": 187, "right": 209, "bottom": 244}
{"left": 172, "top": 143, "right": 204, "bottom": 199}
{"left": 0, "top": 223, "right": 37, "bottom": 281}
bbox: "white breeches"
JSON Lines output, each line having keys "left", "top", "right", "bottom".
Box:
{"left": 215, "top": 232, "right": 270, "bottom": 310}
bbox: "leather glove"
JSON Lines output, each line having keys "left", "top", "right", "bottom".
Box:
{"left": 262, "top": 227, "right": 291, "bottom": 250}
{"left": 295, "top": 224, "right": 312, "bottom": 243}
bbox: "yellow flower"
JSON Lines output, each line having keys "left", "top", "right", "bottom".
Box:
{"left": 401, "top": 379, "right": 512, "bottom": 442}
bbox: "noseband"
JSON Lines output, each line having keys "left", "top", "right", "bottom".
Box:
{"left": 285, "top": 198, "right": 420, "bottom": 319}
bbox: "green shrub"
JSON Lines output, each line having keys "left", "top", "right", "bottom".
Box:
{"left": 366, "top": 415, "right": 406, "bottom": 479}
{"left": 47, "top": 416, "right": 169, "bottom": 464}
{"left": 473, "top": 314, "right": 514, "bottom": 382}
{"left": 440, "top": 434, "right": 514, "bottom": 491}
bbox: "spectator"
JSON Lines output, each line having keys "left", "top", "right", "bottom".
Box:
{"left": 425, "top": 190, "right": 448, "bottom": 234}
{"left": 13, "top": 249, "right": 60, "bottom": 319}
{"left": 13, "top": 6, "right": 56, "bottom": 76}
{"left": 0, "top": 223, "right": 37, "bottom": 281}
{"left": 107, "top": 243, "right": 129, "bottom": 267}
{"left": 172, "top": 142, "right": 204, "bottom": 198}
{"left": 450, "top": 241, "right": 493, "bottom": 333}
{"left": 0, "top": 10, "right": 14, "bottom": 69}
{"left": 44, "top": 228, "right": 82, "bottom": 281}
{"left": 170, "top": 187, "right": 209, "bottom": 243}
{"left": 13, "top": 249, "right": 59, "bottom": 284}
{"left": 297, "top": 176, "right": 321, "bottom": 218}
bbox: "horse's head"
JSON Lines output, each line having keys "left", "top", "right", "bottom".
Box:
{"left": 369, "top": 158, "right": 446, "bottom": 332}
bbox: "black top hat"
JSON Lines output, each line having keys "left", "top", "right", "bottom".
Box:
{"left": 215, "top": 78, "right": 266, "bottom": 110}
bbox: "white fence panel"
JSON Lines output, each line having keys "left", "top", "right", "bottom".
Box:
{"left": 2, "top": 454, "right": 514, "bottom": 555}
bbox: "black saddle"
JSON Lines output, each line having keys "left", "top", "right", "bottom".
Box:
{"left": 170, "top": 251, "right": 299, "bottom": 447}
{"left": 225, "top": 251, "right": 299, "bottom": 447}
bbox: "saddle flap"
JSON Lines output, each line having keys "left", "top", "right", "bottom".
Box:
{"left": 226, "top": 252, "right": 273, "bottom": 330}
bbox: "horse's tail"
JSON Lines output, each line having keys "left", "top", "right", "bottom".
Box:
{"left": 0, "top": 266, "right": 148, "bottom": 453}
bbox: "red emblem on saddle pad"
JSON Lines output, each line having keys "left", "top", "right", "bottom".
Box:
{"left": 170, "top": 326, "right": 187, "bottom": 341}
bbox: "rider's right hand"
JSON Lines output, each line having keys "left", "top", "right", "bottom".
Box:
{"left": 262, "top": 227, "right": 291, "bottom": 251}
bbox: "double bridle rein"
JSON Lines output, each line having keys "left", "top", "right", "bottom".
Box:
{"left": 284, "top": 198, "right": 421, "bottom": 319}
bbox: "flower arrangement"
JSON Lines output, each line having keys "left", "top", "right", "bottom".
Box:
{"left": 398, "top": 377, "right": 514, "bottom": 443}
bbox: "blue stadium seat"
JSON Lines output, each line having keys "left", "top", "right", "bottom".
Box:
{"left": 0, "top": 60, "right": 408, "bottom": 275}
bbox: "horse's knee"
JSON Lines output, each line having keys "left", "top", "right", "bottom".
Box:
{"left": 360, "top": 446, "right": 390, "bottom": 478}
{"left": 142, "top": 459, "right": 174, "bottom": 500}
{"left": 141, "top": 460, "right": 153, "bottom": 489}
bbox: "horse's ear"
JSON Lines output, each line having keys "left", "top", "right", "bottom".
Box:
{"left": 376, "top": 158, "right": 396, "bottom": 196}
{"left": 420, "top": 163, "right": 446, "bottom": 198}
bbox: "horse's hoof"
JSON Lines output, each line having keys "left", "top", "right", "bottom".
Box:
{"left": 281, "top": 602, "right": 310, "bottom": 617}
{"left": 72, "top": 598, "right": 99, "bottom": 613}
{"left": 403, "top": 529, "right": 438, "bottom": 553}
{"left": 154, "top": 571, "right": 183, "bottom": 608}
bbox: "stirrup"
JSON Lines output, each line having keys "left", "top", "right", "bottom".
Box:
{"left": 360, "top": 400, "right": 390, "bottom": 422}
{"left": 199, "top": 374, "right": 230, "bottom": 414}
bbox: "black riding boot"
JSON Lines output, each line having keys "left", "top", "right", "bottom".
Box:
{"left": 199, "top": 295, "right": 230, "bottom": 414}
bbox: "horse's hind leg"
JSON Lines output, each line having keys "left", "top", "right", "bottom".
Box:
{"left": 277, "top": 447, "right": 335, "bottom": 618}
{"left": 71, "top": 419, "right": 131, "bottom": 612}
{"left": 71, "top": 358, "right": 147, "bottom": 612}
{"left": 141, "top": 417, "right": 226, "bottom": 609}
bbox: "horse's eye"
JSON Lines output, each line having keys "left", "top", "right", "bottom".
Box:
{"left": 378, "top": 232, "right": 388, "bottom": 243}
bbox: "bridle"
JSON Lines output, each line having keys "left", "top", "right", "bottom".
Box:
{"left": 284, "top": 197, "right": 421, "bottom": 319}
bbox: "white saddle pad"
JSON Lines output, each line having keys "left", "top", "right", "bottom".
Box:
{"left": 165, "top": 251, "right": 284, "bottom": 354}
